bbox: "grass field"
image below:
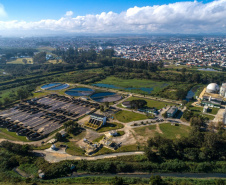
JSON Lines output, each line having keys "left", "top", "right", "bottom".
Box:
{"left": 209, "top": 107, "right": 220, "bottom": 115}
{"left": 97, "top": 122, "right": 124, "bottom": 132}
{"left": 121, "top": 96, "right": 176, "bottom": 109}
{"left": 93, "top": 76, "right": 172, "bottom": 94}
{"left": 0, "top": 128, "right": 29, "bottom": 142}
{"left": 47, "top": 59, "right": 63, "bottom": 64}
{"left": 93, "top": 144, "right": 140, "bottom": 156}
{"left": 158, "top": 123, "right": 191, "bottom": 139}
{"left": 37, "top": 46, "right": 55, "bottom": 52}
{"left": 134, "top": 124, "right": 156, "bottom": 136}
{"left": 134, "top": 123, "right": 191, "bottom": 141}
{"left": 7, "top": 58, "right": 33, "bottom": 64}
{"left": 114, "top": 110, "right": 148, "bottom": 123}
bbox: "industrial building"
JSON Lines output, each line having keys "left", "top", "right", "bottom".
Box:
{"left": 166, "top": 106, "right": 178, "bottom": 118}
{"left": 206, "top": 83, "right": 220, "bottom": 94}
{"left": 220, "top": 83, "right": 226, "bottom": 98}
{"left": 201, "top": 96, "right": 222, "bottom": 108}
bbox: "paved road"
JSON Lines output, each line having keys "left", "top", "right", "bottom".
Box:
{"left": 34, "top": 149, "right": 144, "bottom": 163}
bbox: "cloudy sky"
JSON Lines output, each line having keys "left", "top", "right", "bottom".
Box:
{"left": 0, "top": 0, "right": 225, "bottom": 36}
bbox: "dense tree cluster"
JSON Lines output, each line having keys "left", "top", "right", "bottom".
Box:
{"left": 33, "top": 52, "right": 46, "bottom": 64}
{"left": 0, "top": 48, "right": 36, "bottom": 64}
{"left": 130, "top": 99, "right": 147, "bottom": 109}
{"left": 145, "top": 128, "right": 226, "bottom": 162}
{"left": 64, "top": 120, "right": 81, "bottom": 135}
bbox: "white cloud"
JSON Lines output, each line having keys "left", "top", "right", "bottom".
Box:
{"left": 65, "top": 11, "right": 73, "bottom": 17}
{"left": 0, "top": 0, "right": 226, "bottom": 35}
{"left": 0, "top": 4, "right": 7, "bottom": 18}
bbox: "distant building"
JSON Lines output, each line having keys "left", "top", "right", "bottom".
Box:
{"left": 201, "top": 96, "right": 222, "bottom": 108}
{"left": 223, "top": 109, "right": 226, "bottom": 125}
{"left": 166, "top": 106, "right": 178, "bottom": 118}
{"left": 220, "top": 83, "right": 226, "bottom": 98}
{"left": 203, "top": 106, "right": 208, "bottom": 113}
{"left": 59, "top": 130, "right": 67, "bottom": 137}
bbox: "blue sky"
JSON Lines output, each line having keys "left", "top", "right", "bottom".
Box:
{"left": 0, "top": 0, "right": 213, "bottom": 21}
{"left": 0, "top": 0, "right": 225, "bottom": 35}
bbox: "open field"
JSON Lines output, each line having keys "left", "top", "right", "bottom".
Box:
{"left": 133, "top": 123, "right": 191, "bottom": 143}
{"left": 7, "top": 58, "right": 33, "bottom": 64}
{"left": 114, "top": 110, "right": 148, "bottom": 123}
{"left": 37, "top": 46, "right": 55, "bottom": 52}
{"left": 158, "top": 123, "right": 191, "bottom": 139}
{"left": 47, "top": 59, "right": 63, "bottom": 64}
{"left": 93, "top": 76, "right": 172, "bottom": 94}
{"left": 93, "top": 144, "right": 140, "bottom": 156}
{"left": 120, "top": 96, "right": 176, "bottom": 109}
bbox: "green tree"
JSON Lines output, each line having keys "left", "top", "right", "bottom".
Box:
{"left": 144, "top": 147, "right": 158, "bottom": 161}
{"left": 55, "top": 133, "right": 63, "bottom": 142}
{"left": 112, "top": 176, "right": 124, "bottom": 185}
{"left": 149, "top": 175, "right": 164, "bottom": 185}
{"left": 16, "top": 88, "right": 30, "bottom": 100}
{"left": 3, "top": 97, "right": 11, "bottom": 106}
{"left": 64, "top": 120, "right": 80, "bottom": 135}
{"left": 22, "top": 59, "right": 27, "bottom": 64}
{"left": 33, "top": 52, "right": 46, "bottom": 64}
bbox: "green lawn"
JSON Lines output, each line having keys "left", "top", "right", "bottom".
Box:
{"left": 188, "top": 105, "right": 216, "bottom": 119}
{"left": 92, "top": 135, "right": 105, "bottom": 143}
{"left": 134, "top": 123, "right": 191, "bottom": 140}
{"left": 117, "top": 131, "right": 125, "bottom": 136}
{"left": 0, "top": 128, "right": 29, "bottom": 142}
{"left": 134, "top": 124, "right": 156, "bottom": 136}
{"left": 93, "top": 76, "right": 172, "bottom": 94}
{"left": 114, "top": 110, "right": 148, "bottom": 123}
{"left": 65, "top": 142, "right": 85, "bottom": 156}
{"left": 189, "top": 106, "right": 203, "bottom": 113}
{"left": 209, "top": 108, "right": 220, "bottom": 115}
{"left": 93, "top": 144, "right": 140, "bottom": 156}
{"left": 97, "top": 122, "right": 124, "bottom": 132}
{"left": 159, "top": 123, "right": 191, "bottom": 139}
{"left": 7, "top": 58, "right": 33, "bottom": 64}
{"left": 122, "top": 96, "right": 176, "bottom": 109}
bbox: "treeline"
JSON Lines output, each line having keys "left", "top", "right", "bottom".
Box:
{"left": 109, "top": 67, "right": 226, "bottom": 85}
{"left": 0, "top": 140, "right": 226, "bottom": 184}
{"left": 0, "top": 48, "right": 36, "bottom": 64}
{"left": 0, "top": 85, "right": 35, "bottom": 107}
{"left": 145, "top": 126, "right": 226, "bottom": 163}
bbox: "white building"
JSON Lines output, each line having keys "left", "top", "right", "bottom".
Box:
{"left": 206, "top": 83, "right": 220, "bottom": 93}
{"left": 220, "top": 83, "right": 226, "bottom": 98}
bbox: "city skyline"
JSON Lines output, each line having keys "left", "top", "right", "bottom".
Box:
{"left": 0, "top": 0, "right": 225, "bottom": 36}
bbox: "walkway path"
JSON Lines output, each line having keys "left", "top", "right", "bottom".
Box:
{"left": 34, "top": 149, "right": 144, "bottom": 163}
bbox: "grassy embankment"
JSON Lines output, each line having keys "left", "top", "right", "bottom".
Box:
{"left": 6, "top": 58, "right": 33, "bottom": 64}
{"left": 93, "top": 76, "right": 172, "bottom": 94}
{"left": 118, "top": 96, "right": 176, "bottom": 110}
{"left": 114, "top": 110, "right": 149, "bottom": 123}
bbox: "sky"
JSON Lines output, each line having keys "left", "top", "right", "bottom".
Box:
{"left": 0, "top": 0, "right": 225, "bottom": 36}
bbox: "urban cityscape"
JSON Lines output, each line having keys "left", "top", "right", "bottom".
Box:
{"left": 0, "top": 0, "right": 225, "bottom": 185}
